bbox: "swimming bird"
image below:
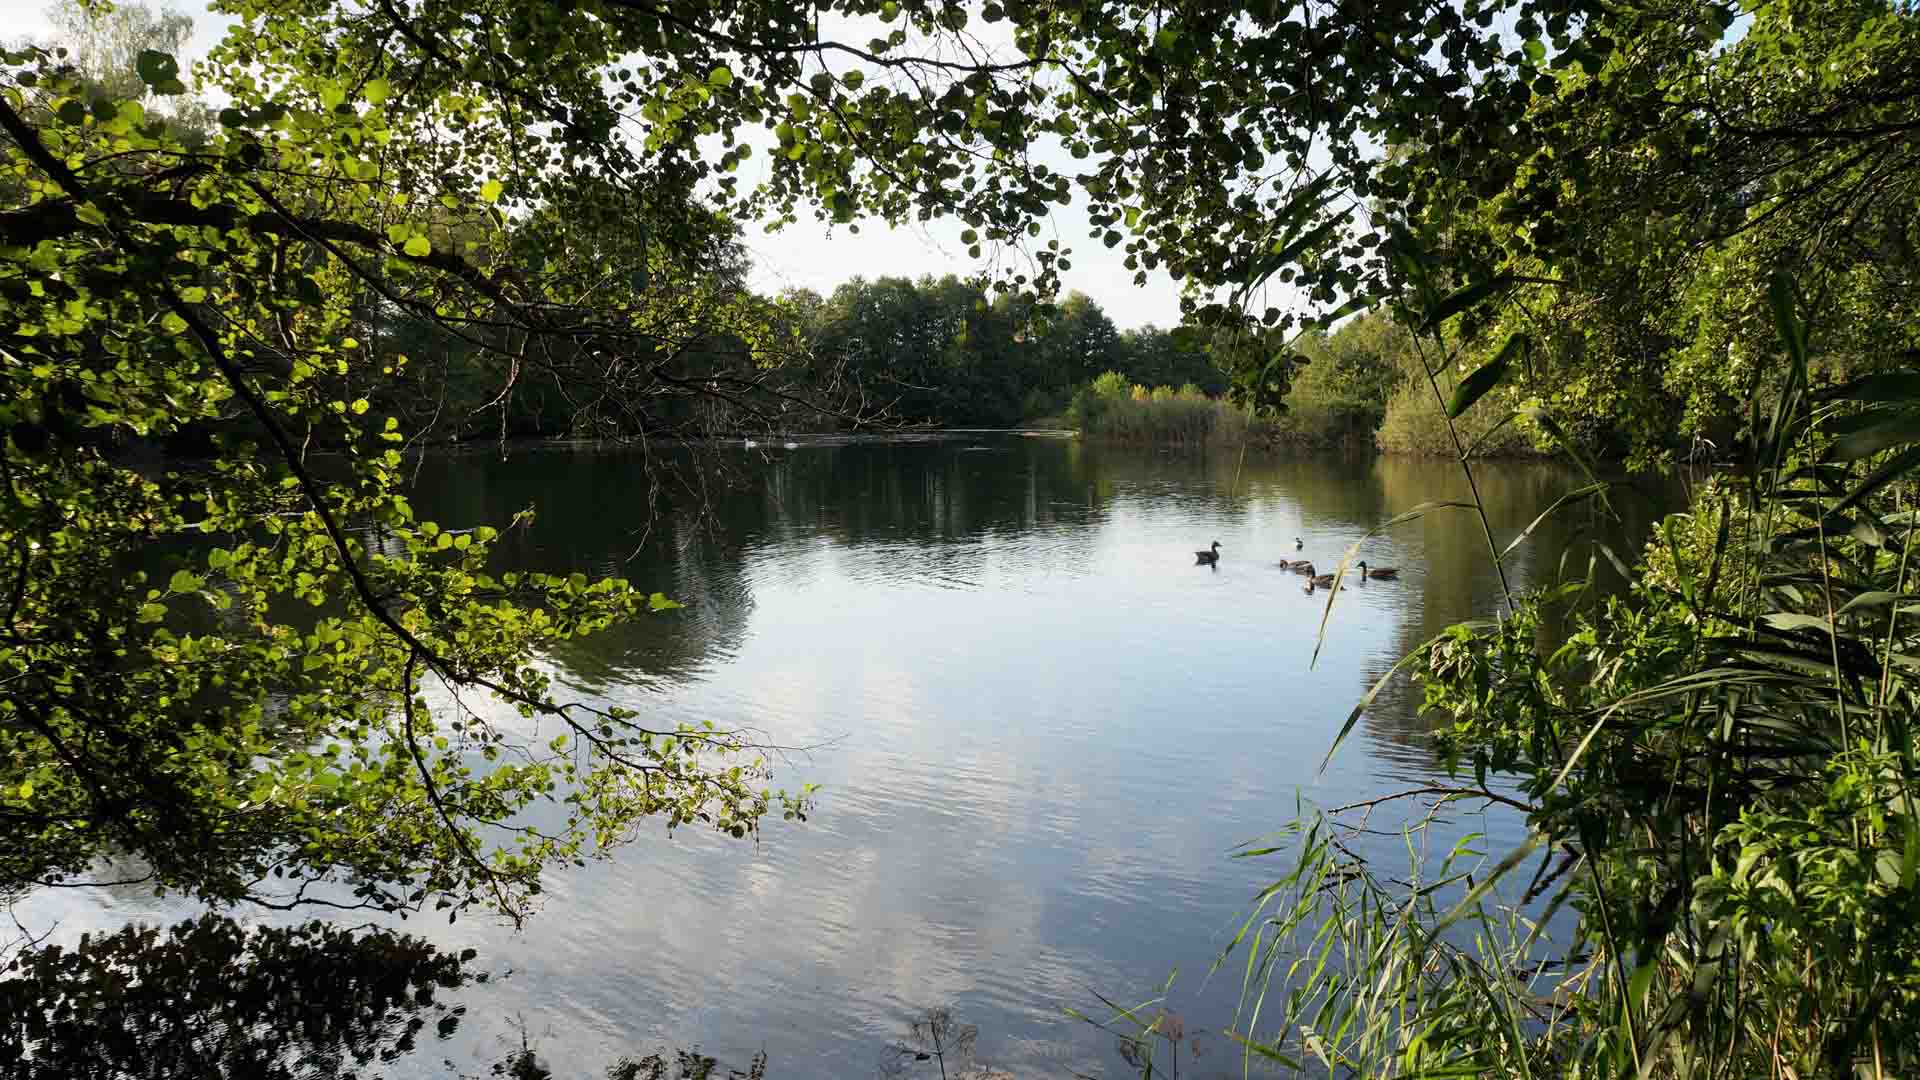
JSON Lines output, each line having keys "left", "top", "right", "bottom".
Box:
{"left": 1311, "top": 571, "right": 1337, "bottom": 588}
{"left": 1295, "top": 536, "right": 1304, "bottom": 550}
{"left": 1289, "top": 561, "right": 1316, "bottom": 576}
{"left": 1276, "top": 558, "right": 1300, "bottom": 569}
{"left": 1194, "top": 540, "right": 1222, "bottom": 566}
{"left": 1356, "top": 560, "right": 1400, "bottom": 580}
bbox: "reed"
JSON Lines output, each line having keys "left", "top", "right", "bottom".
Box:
{"left": 1093, "top": 278, "right": 1920, "bottom": 1077}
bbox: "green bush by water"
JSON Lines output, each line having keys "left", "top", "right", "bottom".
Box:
{"left": 1067, "top": 375, "right": 1292, "bottom": 447}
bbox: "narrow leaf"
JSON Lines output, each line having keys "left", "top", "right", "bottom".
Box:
{"left": 1448, "top": 333, "right": 1526, "bottom": 418}
{"left": 1499, "top": 481, "right": 1608, "bottom": 563}
{"left": 1833, "top": 445, "right": 1920, "bottom": 516}
{"left": 1829, "top": 409, "right": 1920, "bottom": 461}
{"left": 1422, "top": 274, "right": 1515, "bottom": 332}
{"left": 1838, "top": 591, "right": 1907, "bottom": 615}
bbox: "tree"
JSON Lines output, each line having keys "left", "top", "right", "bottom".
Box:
{"left": 0, "top": 5, "right": 841, "bottom": 921}
{"left": 2, "top": 0, "right": 1820, "bottom": 924}
{"left": 41, "top": 0, "right": 193, "bottom": 104}
{"left": 1385, "top": 0, "right": 1920, "bottom": 463}
{"left": 37, "top": 1, "right": 212, "bottom": 140}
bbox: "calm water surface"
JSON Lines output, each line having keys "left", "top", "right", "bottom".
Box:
{"left": 11, "top": 437, "right": 1679, "bottom": 1079}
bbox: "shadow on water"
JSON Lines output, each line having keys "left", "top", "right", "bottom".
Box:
{"left": 0, "top": 915, "right": 780, "bottom": 1080}
{"left": 0, "top": 916, "right": 472, "bottom": 1079}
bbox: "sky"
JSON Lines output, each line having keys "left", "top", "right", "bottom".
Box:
{"left": 11, "top": 0, "right": 1198, "bottom": 329}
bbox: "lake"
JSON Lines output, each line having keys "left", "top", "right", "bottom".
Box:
{"left": 6, "top": 436, "right": 1682, "bottom": 1079}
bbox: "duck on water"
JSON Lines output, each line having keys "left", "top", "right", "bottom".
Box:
{"left": 1194, "top": 541, "right": 1222, "bottom": 566}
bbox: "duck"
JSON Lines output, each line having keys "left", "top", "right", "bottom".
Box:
{"left": 1305, "top": 578, "right": 1345, "bottom": 595}
{"left": 1194, "top": 540, "right": 1222, "bottom": 566}
{"left": 1295, "top": 537, "right": 1304, "bottom": 550}
{"left": 1310, "top": 571, "right": 1338, "bottom": 588}
{"left": 1276, "top": 558, "right": 1301, "bottom": 569}
{"left": 1289, "top": 561, "right": 1316, "bottom": 576}
{"left": 1356, "top": 560, "right": 1400, "bottom": 580}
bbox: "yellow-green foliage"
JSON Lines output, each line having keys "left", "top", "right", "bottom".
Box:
{"left": 1374, "top": 348, "right": 1541, "bottom": 457}
{"left": 1070, "top": 373, "right": 1283, "bottom": 445}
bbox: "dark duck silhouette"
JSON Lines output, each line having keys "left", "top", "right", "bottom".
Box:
{"left": 1356, "top": 560, "right": 1400, "bottom": 580}
{"left": 1194, "top": 540, "right": 1222, "bottom": 566}
{"left": 1295, "top": 536, "right": 1304, "bottom": 550}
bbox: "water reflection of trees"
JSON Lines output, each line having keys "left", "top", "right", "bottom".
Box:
{"left": 0, "top": 916, "right": 472, "bottom": 1079}
{"left": 406, "top": 440, "right": 1103, "bottom": 688}
{"left": 0, "top": 915, "right": 786, "bottom": 1080}
{"left": 401, "top": 440, "right": 1687, "bottom": 763}
{"left": 1359, "top": 458, "right": 1689, "bottom": 756}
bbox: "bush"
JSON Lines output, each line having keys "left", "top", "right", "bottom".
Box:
{"left": 1374, "top": 362, "right": 1541, "bottom": 457}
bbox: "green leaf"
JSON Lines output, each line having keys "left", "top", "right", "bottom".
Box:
{"left": 1421, "top": 274, "right": 1515, "bottom": 333}
{"left": 1499, "top": 481, "right": 1608, "bottom": 563}
{"left": 479, "top": 179, "right": 503, "bottom": 204}
{"left": 364, "top": 77, "right": 391, "bottom": 104}
{"left": 648, "top": 592, "right": 684, "bottom": 612}
{"left": 707, "top": 65, "right": 734, "bottom": 88}
{"left": 169, "top": 570, "right": 204, "bottom": 593}
{"left": 1768, "top": 270, "right": 1807, "bottom": 367}
{"left": 1838, "top": 591, "right": 1906, "bottom": 616}
{"left": 1762, "top": 613, "right": 1832, "bottom": 633}
{"left": 1834, "top": 445, "right": 1920, "bottom": 516}
{"left": 1828, "top": 409, "right": 1920, "bottom": 462}
{"left": 1448, "top": 332, "right": 1525, "bottom": 418}
{"left": 1818, "top": 372, "right": 1920, "bottom": 404}
{"left": 135, "top": 50, "right": 181, "bottom": 90}
{"left": 403, "top": 236, "right": 432, "bottom": 257}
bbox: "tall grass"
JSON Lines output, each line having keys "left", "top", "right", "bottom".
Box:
{"left": 1070, "top": 374, "right": 1288, "bottom": 447}
{"left": 1089, "top": 278, "right": 1920, "bottom": 1077}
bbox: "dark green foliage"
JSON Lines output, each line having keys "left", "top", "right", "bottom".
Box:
{"left": 797, "top": 277, "right": 1223, "bottom": 427}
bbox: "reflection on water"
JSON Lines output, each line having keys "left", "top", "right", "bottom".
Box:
{"left": 0, "top": 916, "right": 472, "bottom": 1079}
{"left": 7, "top": 438, "right": 1682, "bottom": 1079}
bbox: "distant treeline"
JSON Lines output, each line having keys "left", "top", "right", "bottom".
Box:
{"left": 783, "top": 275, "right": 1546, "bottom": 455}
{"left": 778, "top": 275, "right": 1227, "bottom": 427}
{"left": 354, "top": 264, "right": 1547, "bottom": 455}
